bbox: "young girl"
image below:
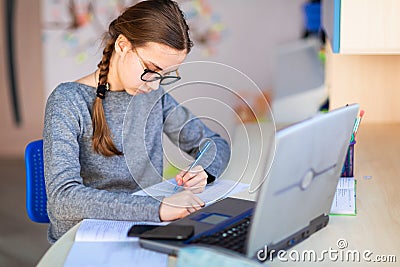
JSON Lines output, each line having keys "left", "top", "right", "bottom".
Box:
{"left": 43, "top": 0, "right": 230, "bottom": 243}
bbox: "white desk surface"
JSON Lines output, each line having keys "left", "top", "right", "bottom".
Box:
{"left": 37, "top": 124, "right": 400, "bottom": 266}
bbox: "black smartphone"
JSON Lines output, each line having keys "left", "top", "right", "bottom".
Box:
{"left": 134, "top": 224, "right": 194, "bottom": 240}
{"left": 127, "top": 225, "right": 161, "bottom": 237}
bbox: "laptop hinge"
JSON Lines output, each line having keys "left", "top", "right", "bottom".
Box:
{"left": 258, "top": 214, "right": 329, "bottom": 260}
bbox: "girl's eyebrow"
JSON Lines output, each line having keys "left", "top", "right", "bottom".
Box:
{"left": 147, "top": 60, "right": 163, "bottom": 71}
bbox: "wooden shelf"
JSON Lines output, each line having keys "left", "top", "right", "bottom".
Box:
{"left": 323, "top": 0, "right": 400, "bottom": 54}
{"left": 325, "top": 42, "right": 400, "bottom": 122}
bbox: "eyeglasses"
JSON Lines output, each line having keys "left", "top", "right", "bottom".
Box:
{"left": 133, "top": 48, "right": 181, "bottom": 85}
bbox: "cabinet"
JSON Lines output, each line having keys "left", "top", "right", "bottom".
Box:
{"left": 325, "top": 42, "right": 400, "bottom": 122}
{"left": 323, "top": 0, "right": 400, "bottom": 54}
{"left": 323, "top": 0, "right": 400, "bottom": 122}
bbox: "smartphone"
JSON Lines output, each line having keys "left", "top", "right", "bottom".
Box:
{"left": 127, "top": 225, "right": 161, "bottom": 237}
{"left": 134, "top": 224, "right": 194, "bottom": 240}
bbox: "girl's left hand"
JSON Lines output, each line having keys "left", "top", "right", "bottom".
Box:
{"left": 175, "top": 165, "right": 208, "bottom": 194}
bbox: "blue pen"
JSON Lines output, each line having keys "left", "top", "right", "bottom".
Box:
{"left": 173, "top": 140, "right": 212, "bottom": 192}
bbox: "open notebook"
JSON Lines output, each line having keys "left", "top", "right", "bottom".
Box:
{"left": 63, "top": 219, "right": 168, "bottom": 267}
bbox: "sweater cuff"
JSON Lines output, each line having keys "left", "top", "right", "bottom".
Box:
{"left": 205, "top": 170, "right": 216, "bottom": 184}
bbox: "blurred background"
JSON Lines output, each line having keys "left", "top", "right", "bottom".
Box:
{"left": 0, "top": 1, "right": 308, "bottom": 265}
{"left": 1, "top": 0, "right": 399, "bottom": 266}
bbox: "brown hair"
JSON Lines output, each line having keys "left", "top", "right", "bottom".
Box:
{"left": 92, "top": 0, "right": 193, "bottom": 157}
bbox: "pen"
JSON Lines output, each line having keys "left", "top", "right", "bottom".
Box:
{"left": 173, "top": 140, "right": 212, "bottom": 192}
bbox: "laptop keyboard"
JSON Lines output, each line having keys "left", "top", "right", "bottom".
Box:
{"left": 187, "top": 215, "right": 252, "bottom": 254}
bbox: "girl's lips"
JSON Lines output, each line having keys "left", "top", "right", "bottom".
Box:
{"left": 138, "top": 85, "right": 152, "bottom": 94}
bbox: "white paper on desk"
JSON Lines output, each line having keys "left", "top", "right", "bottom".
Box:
{"left": 132, "top": 179, "right": 249, "bottom": 206}
{"left": 75, "top": 219, "right": 168, "bottom": 242}
{"left": 64, "top": 219, "right": 169, "bottom": 267}
{"left": 64, "top": 241, "right": 168, "bottom": 267}
{"left": 330, "top": 177, "right": 356, "bottom": 215}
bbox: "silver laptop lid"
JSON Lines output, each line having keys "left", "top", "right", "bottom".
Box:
{"left": 246, "top": 104, "right": 359, "bottom": 257}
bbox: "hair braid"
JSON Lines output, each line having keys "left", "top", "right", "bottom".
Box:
{"left": 91, "top": 39, "right": 123, "bottom": 157}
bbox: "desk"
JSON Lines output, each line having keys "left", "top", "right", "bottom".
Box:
{"left": 37, "top": 124, "right": 400, "bottom": 266}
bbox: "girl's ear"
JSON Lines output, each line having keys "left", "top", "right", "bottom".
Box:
{"left": 114, "top": 34, "right": 131, "bottom": 55}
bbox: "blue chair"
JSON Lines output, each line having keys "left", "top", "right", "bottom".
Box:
{"left": 25, "top": 139, "right": 50, "bottom": 223}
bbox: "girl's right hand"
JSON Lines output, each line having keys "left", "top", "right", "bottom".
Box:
{"left": 159, "top": 190, "right": 205, "bottom": 221}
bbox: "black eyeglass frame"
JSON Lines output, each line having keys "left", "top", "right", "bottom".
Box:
{"left": 140, "top": 69, "right": 181, "bottom": 85}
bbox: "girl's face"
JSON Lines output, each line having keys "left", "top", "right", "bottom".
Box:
{"left": 110, "top": 36, "right": 187, "bottom": 95}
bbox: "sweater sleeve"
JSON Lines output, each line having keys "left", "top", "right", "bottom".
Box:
{"left": 43, "top": 88, "right": 162, "bottom": 223}
{"left": 161, "top": 91, "right": 231, "bottom": 181}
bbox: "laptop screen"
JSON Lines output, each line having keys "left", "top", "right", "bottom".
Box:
{"left": 246, "top": 104, "right": 359, "bottom": 257}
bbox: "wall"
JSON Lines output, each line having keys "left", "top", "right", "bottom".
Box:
{"left": 0, "top": 0, "right": 307, "bottom": 157}
{"left": 0, "top": 0, "right": 45, "bottom": 157}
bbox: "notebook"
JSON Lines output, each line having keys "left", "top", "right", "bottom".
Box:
{"left": 139, "top": 104, "right": 359, "bottom": 259}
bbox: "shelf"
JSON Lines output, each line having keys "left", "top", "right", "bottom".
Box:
{"left": 323, "top": 0, "right": 400, "bottom": 54}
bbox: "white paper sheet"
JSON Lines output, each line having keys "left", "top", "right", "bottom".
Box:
{"left": 75, "top": 219, "right": 168, "bottom": 242}
{"left": 64, "top": 219, "right": 169, "bottom": 267}
{"left": 64, "top": 241, "right": 168, "bottom": 267}
{"left": 132, "top": 179, "right": 250, "bottom": 206}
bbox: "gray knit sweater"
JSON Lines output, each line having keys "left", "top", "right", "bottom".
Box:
{"left": 43, "top": 82, "right": 230, "bottom": 243}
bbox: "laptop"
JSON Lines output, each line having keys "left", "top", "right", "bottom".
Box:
{"left": 139, "top": 104, "right": 359, "bottom": 259}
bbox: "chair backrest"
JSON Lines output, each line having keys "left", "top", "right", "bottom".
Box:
{"left": 25, "top": 139, "right": 50, "bottom": 223}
